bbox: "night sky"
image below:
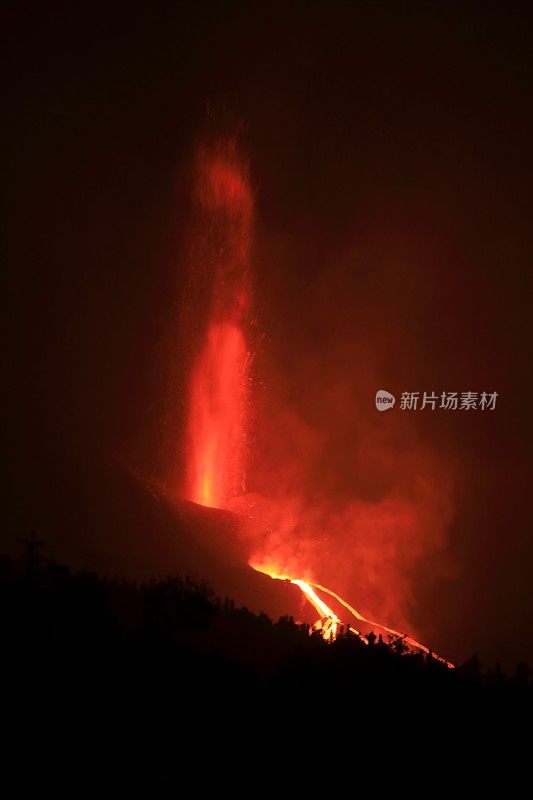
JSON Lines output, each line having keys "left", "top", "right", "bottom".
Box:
{"left": 4, "top": 1, "right": 533, "bottom": 667}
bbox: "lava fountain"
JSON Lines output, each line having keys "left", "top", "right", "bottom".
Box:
{"left": 183, "top": 136, "right": 252, "bottom": 509}
{"left": 181, "top": 134, "right": 453, "bottom": 667}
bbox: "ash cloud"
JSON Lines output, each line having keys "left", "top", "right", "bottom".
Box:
{"left": 244, "top": 234, "right": 456, "bottom": 635}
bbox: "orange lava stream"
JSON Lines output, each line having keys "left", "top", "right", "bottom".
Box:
{"left": 253, "top": 565, "right": 454, "bottom": 667}
{"left": 312, "top": 580, "right": 454, "bottom": 667}
{"left": 292, "top": 579, "right": 341, "bottom": 641}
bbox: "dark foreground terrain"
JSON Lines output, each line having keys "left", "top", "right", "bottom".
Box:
{"left": 2, "top": 554, "right": 531, "bottom": 787}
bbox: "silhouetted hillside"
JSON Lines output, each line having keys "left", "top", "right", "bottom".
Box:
{"left": 1, "top": 460, "right": 306, "bottom": 622}
{"left": 1, "top": 554, "right": 531, "bottom": 787}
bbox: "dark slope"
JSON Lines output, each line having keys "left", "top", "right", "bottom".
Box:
{"left": 12, "top": 458, "right": 306, "bottom": 623}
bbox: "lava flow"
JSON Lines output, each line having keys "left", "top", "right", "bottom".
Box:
{"left": 181, "top": 134, "right": 454, "bottom": 668}
{"left": 252, "top": 563, "right": 454, "bottom": 666}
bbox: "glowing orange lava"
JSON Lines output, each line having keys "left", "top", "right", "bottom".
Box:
{"left": 252, "top": 561, "right": 454, "bottom": 667}
{"left": 184, "top": 138, "right": 252, "bottom": 508}
{"left": 182, "top": 134, "right": 453, "bottom": 668}
{"left": 187, "top": 321, "right": 249, "bottom": 507}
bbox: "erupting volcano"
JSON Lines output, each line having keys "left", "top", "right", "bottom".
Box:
{"left": 182, "top": 133, "right": 454, "bottom": 668}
